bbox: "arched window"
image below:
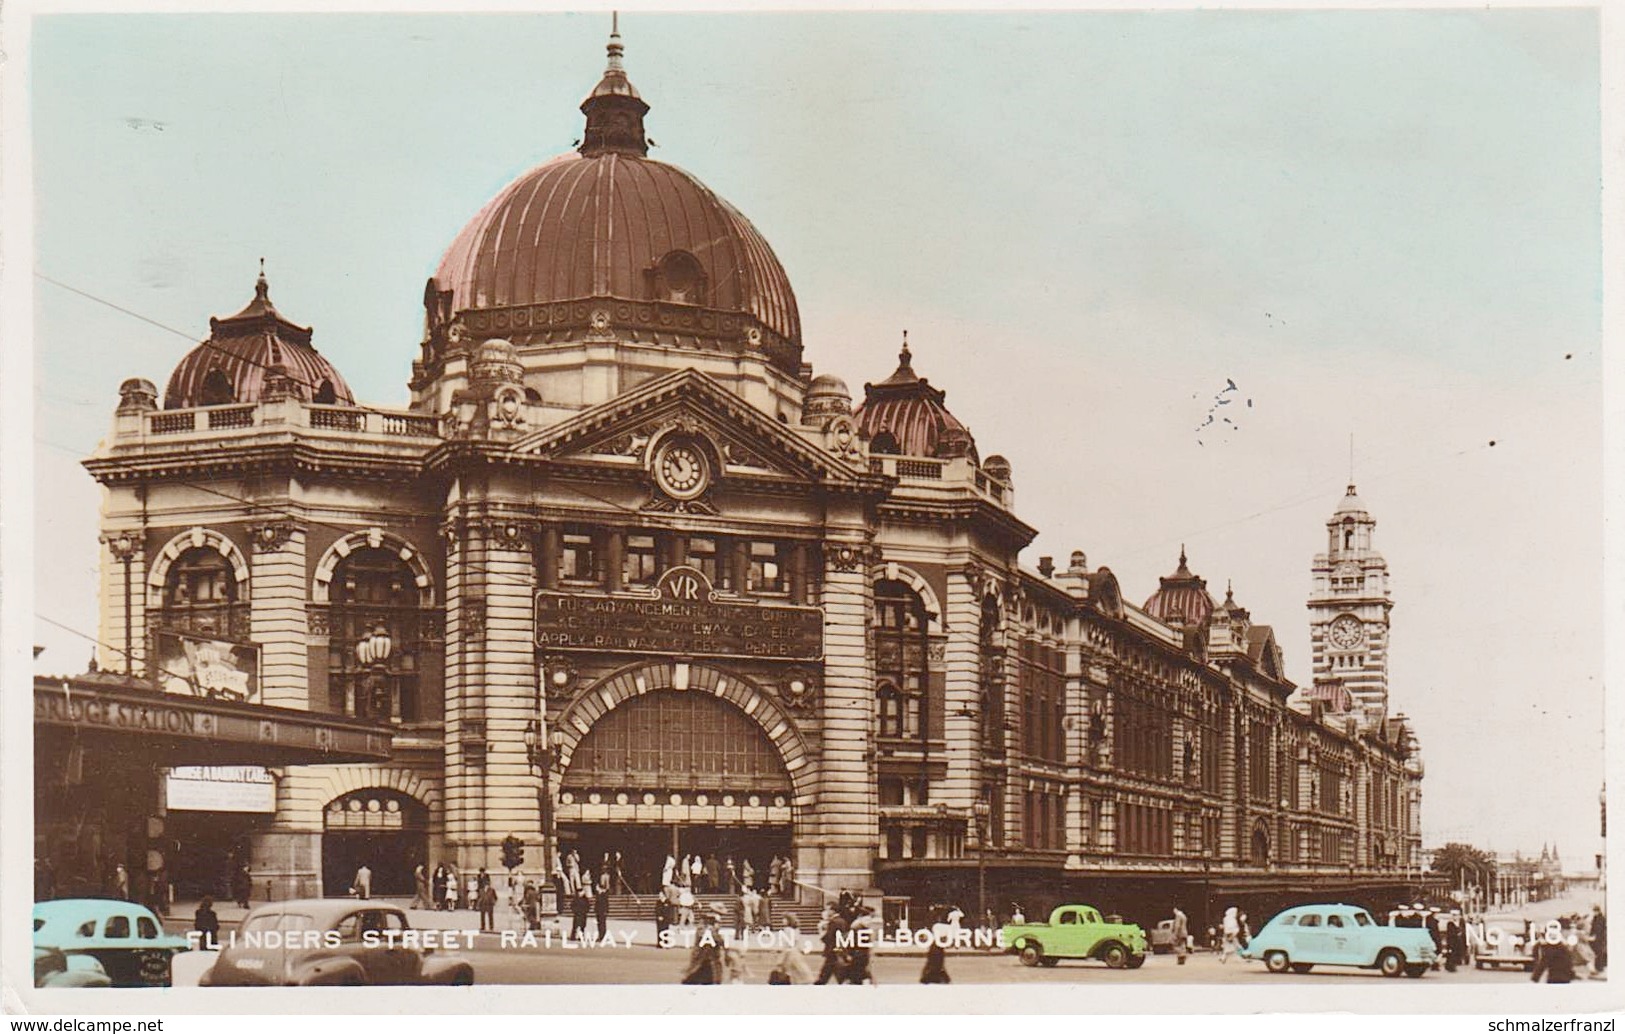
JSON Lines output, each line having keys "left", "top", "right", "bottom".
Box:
{"left": 159, "top": 547, "right": 242, "bottom": 638}
{"left": 877, "top": 682, "right": 904, "bottom": 738}
{"left": 651, "top": 250, "right": 708, "bottom": 305}
{"left": 870, "top": 431, "right": 900, "bottom": 455}
{"left": 874, "top": 580, "right": 932, "bottom": 742}
{"left": 313, "top": 379, "right": 337, "bottom": 405}
{"left": 329, "top": 547, "right": 424, "bottom": 722}
{"left": 200, "top": 369, "right": 234, "bottom": 406}
{"left": 1251, "top": 822, "right": 1271, "bottom": 866}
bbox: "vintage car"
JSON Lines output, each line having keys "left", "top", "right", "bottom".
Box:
{"left": 201, "top": 900, "right": 474, "bottom": 987}
{"left": 33, "top": 899, "right": 191, "bottom": 987}
{"left": 34, "top": 946, "right": 113, "bottom": 989}
{"left": 1002, "top": 905, "right": 1149, "bottom": 969}
{"left": 1475, "top": 920, "right": 1535, "bottom": 971}
{"left": 1148, "top": 918, "right": 1182, "bottom": 954}
{"left": 1241, "top": 903, "right": 1437, "bottom": 978}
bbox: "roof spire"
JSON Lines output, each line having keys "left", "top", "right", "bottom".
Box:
{"left": 1349, "top": 432, "right": 1356, "bottom": 493}
{"left": 899, "top": 329, "right": 911, "bottom": 368}
{"left": 579, "top": 12, "right": 650, "bottom": 157}
{"left": 255, "top": 257, "right": 269, "bottom": 301}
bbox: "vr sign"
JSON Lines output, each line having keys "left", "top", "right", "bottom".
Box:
{"left": 535, "top": 565, "right": 823, "bottom": 661}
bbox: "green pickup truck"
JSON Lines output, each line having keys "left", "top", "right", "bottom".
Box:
{"left": 1002, "top": 905, "right": 1149, "bottom": 969}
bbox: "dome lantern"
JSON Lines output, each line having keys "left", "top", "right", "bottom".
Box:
{"left": 579, "top": 14, "right": 650, "bottom": 158}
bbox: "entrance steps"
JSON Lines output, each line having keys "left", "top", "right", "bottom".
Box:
{"left": 602, "top": 891, "right": 826, "bottom": 930}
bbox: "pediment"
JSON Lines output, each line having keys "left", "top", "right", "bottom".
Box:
{"left": 510, "top": 368, "right": 872, "bottom": 489}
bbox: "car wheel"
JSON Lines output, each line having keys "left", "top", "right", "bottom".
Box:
{"left": 1290, "top": 963, "right": 1313, "bottom": 974}
{"left": 1018, "top": 943, "right": 1043, "bottom": 968}
{"left": 451, "top": 972, "right": 473, "bottom": 987}
{"left": 1264, "top": 951, "right": 1291, "bottom": 975}
{"left": 1040, "top": 957, "right": 1060, "bottom": 968}
{"left": 1125, "top": 954, "right": 1146, "bottom": 970}
{"left": 1404, "top": 965, "right": 1427, "bottom": 979}
{"left": 1101, "top": 943, "right": 1128, "bottom": 969}
{"left": 1377, "top": 949, "right": 1406, "bottom": 978}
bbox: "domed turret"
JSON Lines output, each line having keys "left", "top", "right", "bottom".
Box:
{"left": 853, "top": 334, "right": 977, "bottom": 460}
{"left": 419, "top": 23, "right": 801, "bottom": 386}
{"left": 164, "top": 265, "right": 353, "bottom": 409}
{"left": 1143, "top": 546, "right": 1216, "bottom": 627}
{"left": 469, "top": 338, "right": 523, "bottom": 387}
{"left": 802, "top": 373, "right": 852, "bottom": 423}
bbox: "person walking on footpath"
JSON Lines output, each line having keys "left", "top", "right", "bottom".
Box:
{"left": 768, "top": 916, "right": 815, "bottom": 984}
{"left": 1219, "top": 906, "right": 1241, "bottom": 963}
{"left": 1171, "top": 906, "right": 1190, "bottom": 966}
{"left": 432, "top": 865, "right": 448, "bottom": 910}
{"left": 193, "top": 896, "right": 221, "bottom": 950}
{"left": 232, "top": 864, "right": 251, "bottom": 909}
{"left": 114, "top": 864, "right": 130, "bottom": 901}
{"left": 844, "top": 907, "right": 879, "bottom": 985}
{"left": 594, "top": 867, "right": 611, "bottom": 942}
{"left": 477, "top": 879, "right": 498, "bottom": 933}
{"left": 681, "top": 911, "right": 724, "bottom": 984}
{"left": 411, "top": 863, "right": 430, "bottom": 910}
{"left": 814, "top": 903, "right": 850, "bottom": 985}
{"left": 1592, "top": 906, "right": 1608, "bottom": 974}
{"left": 352, "top": 863, "right": 372, "bottom": 901}
{"left": 570, "top": 873, "right": 593, "bottom": 943}
{"left": 1532, "top": 920, "right": 1577, "bottom": 983}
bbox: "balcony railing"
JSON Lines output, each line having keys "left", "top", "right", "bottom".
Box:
{"left": 138, "top": 401, "right": 441, "bottom": 441}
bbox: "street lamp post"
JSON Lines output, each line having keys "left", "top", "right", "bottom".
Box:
{"left": 524, "top": 718, "right": 566, "bottom": 915}
{"left": 972, "top": 798, "right": 991, "bottom": 927}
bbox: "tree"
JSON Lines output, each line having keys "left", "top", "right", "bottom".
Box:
{"left": 1428, "top": 842, "right": 1496, "bottom": 888}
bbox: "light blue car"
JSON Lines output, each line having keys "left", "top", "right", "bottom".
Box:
{"left": 1240, "top": 903, "right": 1438, "bottom": 978}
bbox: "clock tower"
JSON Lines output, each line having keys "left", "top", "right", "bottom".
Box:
{"left": 1307, "top": 483, "right": 1394, "bottom": 727}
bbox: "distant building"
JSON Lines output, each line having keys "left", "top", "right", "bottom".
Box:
{"left": 69, "top": 25, "right": 1424, "bottom": 920}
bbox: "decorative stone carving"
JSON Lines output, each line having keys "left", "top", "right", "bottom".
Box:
{"left": 538, "top": 655, "right": 579, "bottom": 698}
{"left": 482, "top": 519, "right": 531, "bottom": 553}
{"left": 462, "top": 597, "right": 487, "bottom": 635}
{"left": 927, "top": 639, "right": 947, "bottom": 663}
{"left": 248, "top": 522, "right": 299, "bottom": 553}
{"left": 420, "top": 609, "right": 444, "bottom": 641}
{"left": 777, "top": 670, "right": 820, "bottom": 714}
{"left": 823, "top": 414, "right": 864, "bottom": 464}
{"left": 822, "top": 542, "right": 878, "bottom": 573}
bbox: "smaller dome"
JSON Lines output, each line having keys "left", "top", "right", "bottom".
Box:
{"left": 117, "top": 378, "right": 159, "bottom": 413}
{"left": 803, "top": 374, "right": 852, "bottom": 421}
{"left": 853, "top": 334, "right": 977, "bottom": 460}
{"left": 470, "top": 338, "right": 523, "bottom": 386}
{"left": 1142, "top": 546, "right": 1215, "bottom": 627}
{"left": 164, "top": 268, "right": 353, "bottom": 409}
{"left": 1334, "top": 483, "right": 1370, "bottom": 518}
{"left": 983, "top": 454, "right": 1012, "bottom": 484}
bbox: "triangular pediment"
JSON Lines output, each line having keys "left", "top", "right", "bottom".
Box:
{"left": 510, "top": 368, "right": 872, "bottom": 488}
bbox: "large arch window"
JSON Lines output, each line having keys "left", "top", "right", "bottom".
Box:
{"left": 158, "top": 547, "right": 244, "bottom": 638}
{"left": 329, "top": 547, "right": 424, "bottom": 722}
{"left": 561, "top": 690, "right": 790, "bottom": 794}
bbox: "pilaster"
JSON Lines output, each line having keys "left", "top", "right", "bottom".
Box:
{"left": 249, "top": 522, "right": 307, "bottom": 708}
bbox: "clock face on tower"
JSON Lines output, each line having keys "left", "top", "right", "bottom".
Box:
{"left": 654, "top": 439, "right": 710, "bottom": 500}
{"left": 1328, "top": 615, "right": 1366, "bottom": 650}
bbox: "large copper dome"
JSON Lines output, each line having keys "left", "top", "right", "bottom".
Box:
{"left": 422, "top": 28, "right": 801, "bottom": 379}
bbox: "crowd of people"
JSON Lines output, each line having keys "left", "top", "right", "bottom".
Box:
{"left": 659, "top": 851, "right": 797, "bottom": 897}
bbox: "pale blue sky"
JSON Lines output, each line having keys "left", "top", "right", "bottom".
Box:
{"left": 29, "top": 10, "right": 1602, "bottom": 859}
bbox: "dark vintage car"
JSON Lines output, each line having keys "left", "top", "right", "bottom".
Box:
{"left": 33, "top": 900, "right": 191, "bottom": 987}
{"left": 201, "top": 901, "right": 474, "bottom": 987}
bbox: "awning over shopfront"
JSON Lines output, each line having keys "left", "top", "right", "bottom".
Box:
{"left": 34, "top": 673, "right": 393, "bottom": 766}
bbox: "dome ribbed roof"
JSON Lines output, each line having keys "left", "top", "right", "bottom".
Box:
{"left": 853, "top": 337, "right": 977, "bottom": 460}
{"left": 426, "top": 28, "right": 801, "bottom": 377}
{"left": 164, "top": 271, "right": 353, "bottom": 409}
{"left": 1143, "top": 547, "right": 1216, "bottom": 627}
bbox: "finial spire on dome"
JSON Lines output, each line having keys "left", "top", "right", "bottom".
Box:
{"left": 579, "top": 12, "right": 650, "bottom": 157}
{"left": 255, "top": 257, "right": 269, "bottom": 301}
{"left": 900, "top": 329, "right": 911, "bottom": 368}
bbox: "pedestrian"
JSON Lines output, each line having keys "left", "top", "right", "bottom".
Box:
{"left": 725, "top": 857, "right": 738, "bottom": 894}
{"left": 655, "top": 884, "right": 672, "bottom": 946}
{"left": 768, "top": 855, "right": 784, "bottom": 896}
{"left": 1592, "top": 907, "right": 1608, "bottom": 973}
{"left": 411, "top": 863, "right": 430, "bottom": 910}
{"left": 679, "top": 882, "right": 696, "bottom": 926}
{"left": 742, "top": 858, "right": 755, "bottom": 893}
{"left": 351, "top": 863, "right": 372, "bottom": 900}
{"left": 1171, "top": 906, "right": 1190, "bottom": 966}
{"left": 193, "top": 896, "right": 220, "bottom": 950}
{"left": 432, "top": 865, "right": 448, "bottom": 910}
{"left": 814, "top": 903, "right": 850, "bottom": 985}
{"left": 594, "top": 867, "right": 611, "bottom": 942}
{"left": 571, "top": 874, "right": 592, "bottom": 942}
{"left": 1219, "top": 906, "right": 1240, "bottom": 963}
{"left": 705, "top": 853, "right": 721, "bottom": 896}
{"left": 759, "top": 886, "right": 774, "bottom": 932}
{"left": 1010, "top": 902, "right": 1025, "bottom": 924}
{"left": 681, "top": 911, "right": 724, "bottom": 984}
{"left": 662, "top": 853, "right": 676, "bottom": 889}
{"left": 1238, "top": 911, "right": 1251, "bottom": 950}
{"left": 920, "top": 937, "right": 951, "bottom": 984}
{"left": 781, "top": 856, "right": 795, "bottom": 900}
{"left": 477, "top": 867, "right": 490, "bottom": 892}
{"left": 565, "top": 850, "right": 581, "bottom": 894}
{"left": 768, "top": 916, "right": 815, "bottom": 984}
{"left": 114, "top": 864, "right": 130, "bottom": 901}
{"left": 232, "top": 863, "right": 251, "bottom": 909}
{"left": 736, "top": 885, "right": 759, "bottom": 941}
{"left": 465, "top": 872, "right": 478, "bottom": 910}
{"left": 443, "top": 869, "right": 459, "bottom": 911}
{"left": 522, "top": 880, "right": 540, "bottom": 931}
{"left": 1532, "top": 921, "right": 1577, "bottom": 983}
{"left": 476, "top": 878, "right": 497, "bottom": 932}
{"left": 845, "top": 907, "right": 878, "bottom": 985}
{"left": 1445, "top": 914, "right": 1467, "bottom": 972}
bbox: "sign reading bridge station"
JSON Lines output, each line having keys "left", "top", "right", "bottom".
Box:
{"left": 534, "top": 566, "right": 823, "bottom": 661}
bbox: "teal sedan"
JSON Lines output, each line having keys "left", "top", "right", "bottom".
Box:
{"left": 1241, "top": 904, "right": 1437, "bottom": 978}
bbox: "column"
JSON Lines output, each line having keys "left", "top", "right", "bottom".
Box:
{"left": 940, "top": 565, "right": 983, "bottom": 822}
{"left": 479, "top": 519, "right": 545, "bottom": 863}
{"left": 249, "top": 522, "right": 308, "bottom": 709}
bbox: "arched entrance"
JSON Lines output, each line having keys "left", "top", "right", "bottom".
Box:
{"left": 554, "top": 664, "right": 804, "bottom": 895}
{"left": 322, "top": 789, "right": 428, "bottom": 897}
{"left": 1250, "top": 821, "right": 1271, "bottom": 866}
